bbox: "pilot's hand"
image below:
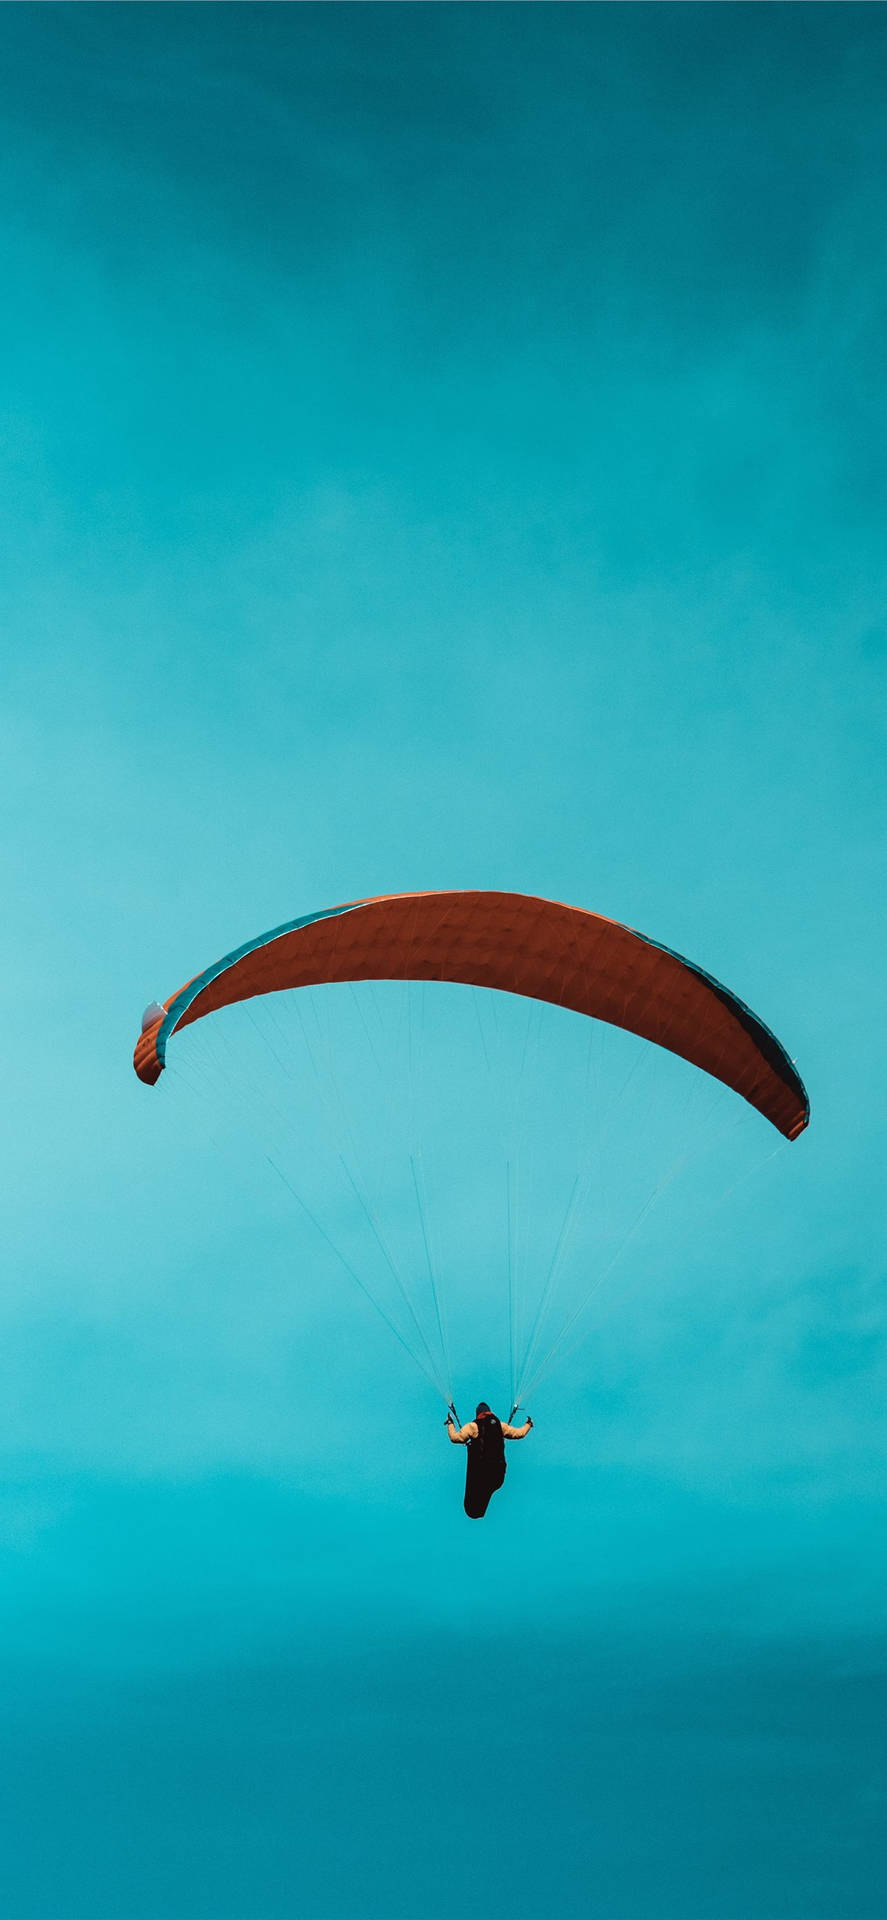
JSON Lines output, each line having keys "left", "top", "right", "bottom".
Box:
{"left": 526, "top": 1416, "right": 534, "bottom": 1429}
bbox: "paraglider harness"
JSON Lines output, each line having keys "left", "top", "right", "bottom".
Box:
{"left": 461, "top": 1404, "right": 506, "bottom": 1519}
{"left": 472, "top": 1406, "right": 506, "bottom": 1476}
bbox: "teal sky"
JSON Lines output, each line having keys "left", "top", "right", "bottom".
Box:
{"left": 2, "top": 6, "right": 885, "bottom": 1917}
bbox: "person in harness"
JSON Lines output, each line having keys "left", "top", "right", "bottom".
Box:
{"left": 446, "top": 1402, "right": 533, "bottom": 1519}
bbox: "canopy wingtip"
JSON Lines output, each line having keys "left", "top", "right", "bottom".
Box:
{"left": 133, "top": 1019, "right": 166, "bottom": 1086}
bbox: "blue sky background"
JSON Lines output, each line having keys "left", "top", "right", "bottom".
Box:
{"left": 1, "top": 6, "right": 885, "bottom": 1916}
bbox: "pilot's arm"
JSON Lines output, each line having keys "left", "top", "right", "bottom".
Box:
{"left": 501, "top": 1418, "right": 533, "bottom": 1439}
{"left": 447, "top": 1420, "right": 477, "bottom": 1444}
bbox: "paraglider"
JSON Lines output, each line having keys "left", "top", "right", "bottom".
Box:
{"left": 134, "top": 889, "right": 808, "bottom": 1505}
{"left": 447, "top": 1401, "right": 534, "bottom": 1519}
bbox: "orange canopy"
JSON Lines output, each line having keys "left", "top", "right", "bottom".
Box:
{"left": 134, "top": 889, "right": 808, "bottom": 1139}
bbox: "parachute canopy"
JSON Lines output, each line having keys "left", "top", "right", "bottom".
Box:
{"left": 134, "top": 890, "right": 808, "bottom": 1140}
